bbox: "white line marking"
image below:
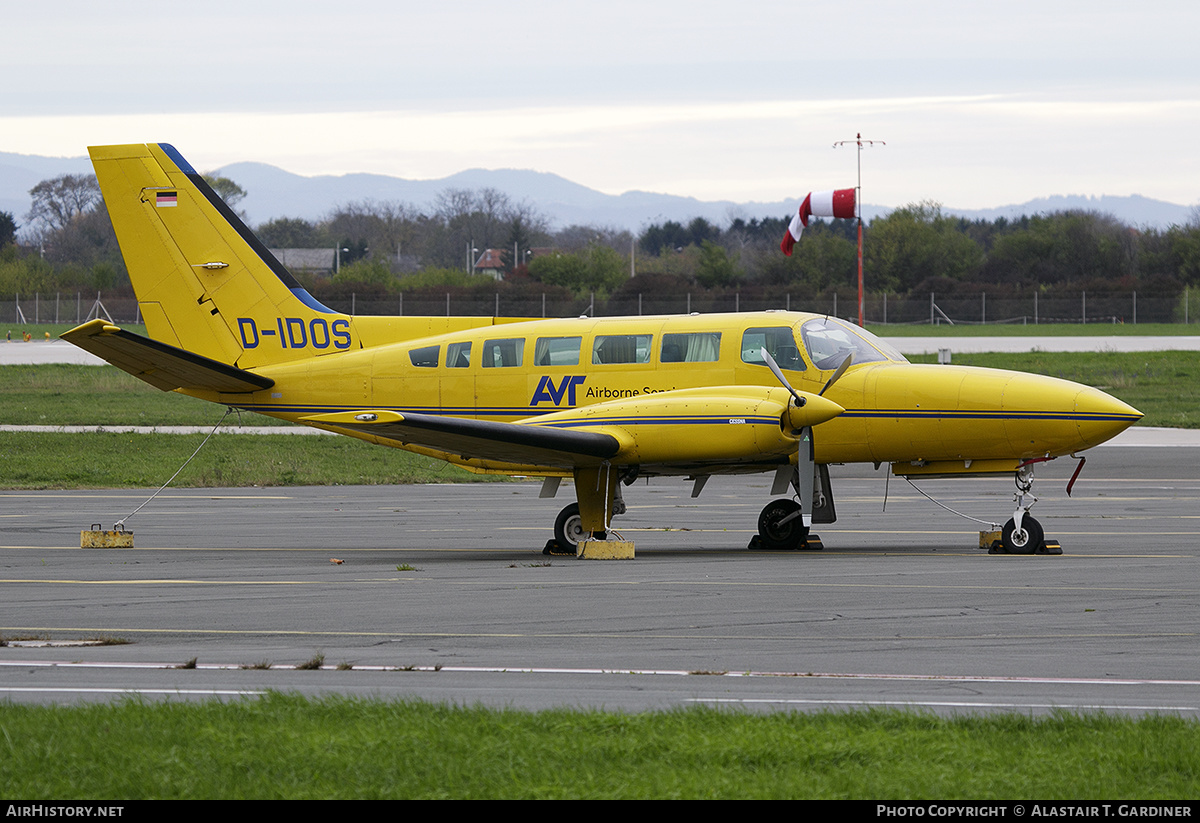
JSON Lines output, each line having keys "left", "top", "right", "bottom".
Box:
{"left": 691, "top": 698, "right": 1200, "bottom": 712}
{"left": 4, "top": 659, "right": 1200, "bottom": 687}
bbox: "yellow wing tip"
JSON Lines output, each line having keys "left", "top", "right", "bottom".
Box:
{"left": 60, "top": 318, "right": 121, "bottom": 341}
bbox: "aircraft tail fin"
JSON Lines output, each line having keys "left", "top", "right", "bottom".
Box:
{"left": 88, "top": 143, "right": 353, "bottom": 369}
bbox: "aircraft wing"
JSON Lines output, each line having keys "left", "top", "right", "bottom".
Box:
{"left": 302, "top": 386, "right": 843, "bottom": 472}
{"left": 301, "top": 410, "right": 622, "bottom": 469}
{"left": 61, "top": 319, "right": 275, "bottom": 393}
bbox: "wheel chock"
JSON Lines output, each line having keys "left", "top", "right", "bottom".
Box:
{"left": 81, "top": 524, "right": 133, "bottom": 548}
{"left": 577, "top": 539, "right": 635, "bottom": 559}
{"left": 543, "top": 539, "right": 573, "bottom": 556}
{"left": 987, "top": 536, "right": 1063, "bottom": 555}
{"left": 747, "top": 533, "right": 823, "bottom": 551}
{"left": 1038, "top": 539, "right": 1063, "bottom": 555}
{"left": 979, "top": 529, "right": 1002, "bottom": 549}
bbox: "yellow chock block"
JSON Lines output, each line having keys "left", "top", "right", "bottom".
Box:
{"left": 979, "top": 529, "right": 1001, "bottom": 550}
{"left": 577, "top": 539, "right": 635, "bottom": 560}
{"left": 81, "top": 525, "right": 134, "bottom": 548}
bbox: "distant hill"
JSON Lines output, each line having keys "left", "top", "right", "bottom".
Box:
{"left": 946, "top": 194, "right": 1195, "bottom": 229}
{"left": 1, "top": 150, "right": 1193, "bottom": 235}
{"left": 209, "top": 160, "right": 811, "bottom": 229}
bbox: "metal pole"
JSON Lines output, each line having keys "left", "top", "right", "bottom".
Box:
{"left": 834, "top": 133, "right": 884, "bottom": 327}
{"left": 856, "top": 221, "right": 863, "bottom": 325}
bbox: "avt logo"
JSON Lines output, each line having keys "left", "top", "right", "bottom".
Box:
{"left": 531, "top": 375, "right": 586, "bottom": 406}
{"left": 238, "top": 317, "right": 352, "bottom": 350}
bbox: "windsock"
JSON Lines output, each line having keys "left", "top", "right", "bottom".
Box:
{"left": 780, "top": 188, "right": 856, "bottom": 255}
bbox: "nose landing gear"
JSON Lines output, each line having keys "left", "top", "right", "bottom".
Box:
{"left": 991, "top": 461, "right": 1062, "bottom": 555}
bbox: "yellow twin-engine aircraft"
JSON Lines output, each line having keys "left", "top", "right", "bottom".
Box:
{"left": 64, "top": 144, "right": 1143, "bottom": 555}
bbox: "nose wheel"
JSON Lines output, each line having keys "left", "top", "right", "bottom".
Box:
{"left": 992, "top": 461, "right": 1060, "bottom": 555}
{"left": 1001, "top": 515, "right": 1044, "bottom": 555}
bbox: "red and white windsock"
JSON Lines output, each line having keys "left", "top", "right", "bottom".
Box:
{"left": 780, "top": 188, "right": 856, "bottom": 256}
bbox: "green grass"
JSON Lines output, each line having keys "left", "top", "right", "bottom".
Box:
{"left": 4, "top": 364, "right": 283, "bottom": 426}
{"left": 0, "top": 695, "right": 1196, "bottom": 799}
{"left": 0, "top": 430, "right": 488, "bottom": 489}
{"left": 871, "top": 322, "right": 1199, "bottom": 337}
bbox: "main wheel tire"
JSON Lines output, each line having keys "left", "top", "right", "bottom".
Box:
{"left": 554, "top": 503, "right": 586, "bottom": 551}
{"left": 1001, "top": 516, "right": 1044, "bottom": 555}
{"left": 757, "top": 499, "right": 808, "bottom": 550}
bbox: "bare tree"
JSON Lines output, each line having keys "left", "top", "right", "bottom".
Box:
{"left": 202, "top": 174, "right": 248, "bottom": 209}
{"left": 326, "top": 199, "right": 421, "bottom": 264}
{"left": 26, "top": 174, "right": 101, "bottom": 234}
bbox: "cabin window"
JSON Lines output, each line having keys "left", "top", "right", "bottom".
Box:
{"left": 534, "top": 336, "right": 582, "bottom": 366}
{"left": 447, "top": 341, "right": 471, "bottom": 368}
{"left": 592, "top": 334, "right": 652, "bottom": 365}
{"left": 409, "top": 345, "right": 439, "bottom": 368}
{"left": 800, "top": 317, "right": 901, "bottom": 369}
{"left": 661, "top": 332, "right": 721, "bottom": 363}
{"left": 482, "top": 337, "right": 525, "bottom": 368}
{"left": 741, "top": 327, "right": 805, "bottom": 371}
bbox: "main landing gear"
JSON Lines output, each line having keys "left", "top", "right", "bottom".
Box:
{"left": 544, "top": 482, "right": 628, "bottom": 555}
{"left": 552, "top": 502, "right": 587, "bottom": 550}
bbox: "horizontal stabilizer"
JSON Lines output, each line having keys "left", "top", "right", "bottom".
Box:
{"left": 301, "top": 410, "right": 621, "bottom": 469}
{"left": 61, "top": 319, "right": 274, "bottom": 393}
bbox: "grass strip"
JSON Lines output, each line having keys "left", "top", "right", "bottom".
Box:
{"left": 870, "top": 322, "right": 1200, "bottom": 337}
{"left": 3, "top": 364, "right": 283, "bottom": 427}
{"left": 0, "top": 431, "right": 491, "bottom": 489}
{"left": 0, "top": 694, "right": 1197, "bottom": 799}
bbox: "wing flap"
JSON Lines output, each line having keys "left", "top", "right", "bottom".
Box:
{"left": 301, "top": 410, "right": 622, "bottom": 469}
{"left": 61, "top": 319, "right": 274, "bottom": 393}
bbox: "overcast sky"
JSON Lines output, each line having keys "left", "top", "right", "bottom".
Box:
{"left": 4, "top": 1, "right": 1198, "bottom": 210}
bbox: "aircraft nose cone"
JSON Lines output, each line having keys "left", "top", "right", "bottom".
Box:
{"left": 1074, "top": 385, "right": 1143, "bottom": 449}
{"left": 785, "top": 392, "right": 845, "bottom": 430}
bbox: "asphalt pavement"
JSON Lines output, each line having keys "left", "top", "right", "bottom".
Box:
{"left": 3, "top": 444, "right": 1199, "bottom": 715}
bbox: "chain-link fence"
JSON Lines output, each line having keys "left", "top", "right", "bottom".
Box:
{"left": 5, "top": 290, "right": 1197, "bottom": 325}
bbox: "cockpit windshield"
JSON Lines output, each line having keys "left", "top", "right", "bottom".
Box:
{"left": 800, "top": 317, "right": 907, "bottom": 370}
